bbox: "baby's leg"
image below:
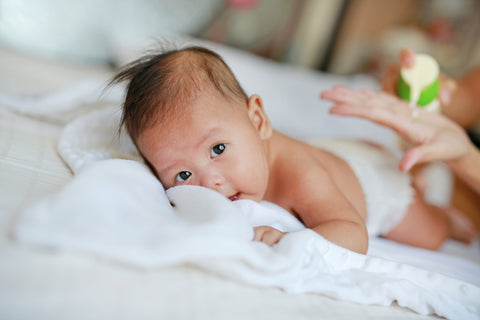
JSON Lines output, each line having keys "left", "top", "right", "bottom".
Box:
{"left": 443, "top": 206, "right": 477, "bottom": 244}
{"left": 384, "top": 189, "right": 475, "bottom": 250}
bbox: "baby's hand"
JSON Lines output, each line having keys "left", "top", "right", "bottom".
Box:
{"left": 253, "top": 226, "right": 286, "bottom": 246}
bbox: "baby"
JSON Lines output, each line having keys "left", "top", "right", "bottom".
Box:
{"left": 111, "top": 46, "right": 473, "bottom": 254}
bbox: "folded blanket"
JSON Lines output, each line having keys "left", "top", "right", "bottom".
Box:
{"left": 15, "top": 158, "right": 480, "bottom": 320}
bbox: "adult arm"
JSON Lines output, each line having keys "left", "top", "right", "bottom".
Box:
{"left": 321, "top": 86, "right": 480, "bottom": 195}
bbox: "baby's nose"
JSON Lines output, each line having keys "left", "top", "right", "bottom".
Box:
{"left": 200, "top": 171, "right": 225, "bottom": 192}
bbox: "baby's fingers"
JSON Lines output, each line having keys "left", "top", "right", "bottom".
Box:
{"left": 253, "top": 226, "right": 285, "bottom": 246}
{"left": 263, "top": 230, "right": 284, "bottom": 246}
{"left": 253, "top": 226, "right": 266, "bottom": 242}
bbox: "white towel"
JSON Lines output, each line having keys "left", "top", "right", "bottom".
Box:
{"left": 14, "top": 158, "right": 480, "bottom": 320}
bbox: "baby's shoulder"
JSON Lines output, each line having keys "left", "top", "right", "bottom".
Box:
{"left": 274, "top": 144, "right": 332, "bottom": 184}
{"left": 270, "top": 132, "right": 332, "bottom": 178}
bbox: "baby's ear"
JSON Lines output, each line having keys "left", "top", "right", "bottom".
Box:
{"left": 247, "top": 95, "right": 272, "bottom": 139}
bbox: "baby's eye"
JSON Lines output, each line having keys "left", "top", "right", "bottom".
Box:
{"left": 176, "top": 171, "right": 192, "bottom": 182}
{"left": 211, "top": 143, "right": 226, "bottom": 158}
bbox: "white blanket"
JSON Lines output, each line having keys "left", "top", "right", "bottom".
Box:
{"left": 15, "top": 157, "right": 480, "bottom": 320}
{"left": 12, "top": 104, "right": 480, "bottom": 320}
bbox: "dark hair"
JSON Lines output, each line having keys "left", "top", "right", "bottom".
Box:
{"left": 110, "top": 46, "right": 248, "bottom": 142}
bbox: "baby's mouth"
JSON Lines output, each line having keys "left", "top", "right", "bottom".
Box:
{"left": 228, "top": 192, "right": 240, "bottom": 201}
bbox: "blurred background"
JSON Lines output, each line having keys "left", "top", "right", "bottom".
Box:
{"left": 1, "top": 0, "right": 479, "bottom": 78}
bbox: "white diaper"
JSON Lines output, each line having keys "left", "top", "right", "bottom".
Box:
{"left": 309, "top": 138, "right": 414, "bottom": 237}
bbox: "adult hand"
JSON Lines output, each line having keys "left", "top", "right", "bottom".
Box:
{"left": 380, "top": 48, "right": 457, "bottom": 108}
{"left": 320, "top": 86, "right": 472, "bottom": 172}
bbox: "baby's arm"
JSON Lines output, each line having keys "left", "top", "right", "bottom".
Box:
{"left": 287, "top": 160, "right": 368, "bottom": 254}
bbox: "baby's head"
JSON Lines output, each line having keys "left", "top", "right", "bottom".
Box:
{"left": 112, "top": 46, "right": 273, "bottom": 202}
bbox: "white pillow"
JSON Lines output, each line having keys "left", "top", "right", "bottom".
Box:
{"left": 0, "top": 0, "right": 221, "bottom": 63}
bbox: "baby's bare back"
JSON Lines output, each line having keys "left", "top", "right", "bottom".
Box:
{"left": 263, "top": 131, "right": 367, "bottom": 223}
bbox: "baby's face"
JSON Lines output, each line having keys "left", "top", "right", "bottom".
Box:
{"left": 137, "top": 91, "right": 271, "bottom": 202}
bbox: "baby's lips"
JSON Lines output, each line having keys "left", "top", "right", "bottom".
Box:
{"left": 228, "top": 192, "right": 240, "bottom": 201}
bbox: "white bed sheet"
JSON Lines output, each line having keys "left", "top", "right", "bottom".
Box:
{"left": 1, "top": 39, "right": 479, "bottom": 320}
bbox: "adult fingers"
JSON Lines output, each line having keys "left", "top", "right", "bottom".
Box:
{"left": 329, "top": 100, "right": 412, "bottom": 136}
{"left": 439, "top": 76, "right": 457, "bottom": 106}
{"left": 320, "top": 85, "right": 362, "bottom": 104}
{"left": 399, "top": 147, "right": 423, "bottom": 172}
{"left": 380, "top": 49, "right": 415, "bottom": 94}
{"left": 399, "top": 141, "right": 449, "bottom": 172}
{"left": 380, "top": 64, "right": 400, "bottom": 94}
{"left": 399, "top": 48, "right": 416, "bottom": 68}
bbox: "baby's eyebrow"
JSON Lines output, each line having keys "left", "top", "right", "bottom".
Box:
{"left": 195, "top": 127, "right": 222, "bottom": 149}
{"left": 157, "top": 163, "right": 179, "bottom": 175}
